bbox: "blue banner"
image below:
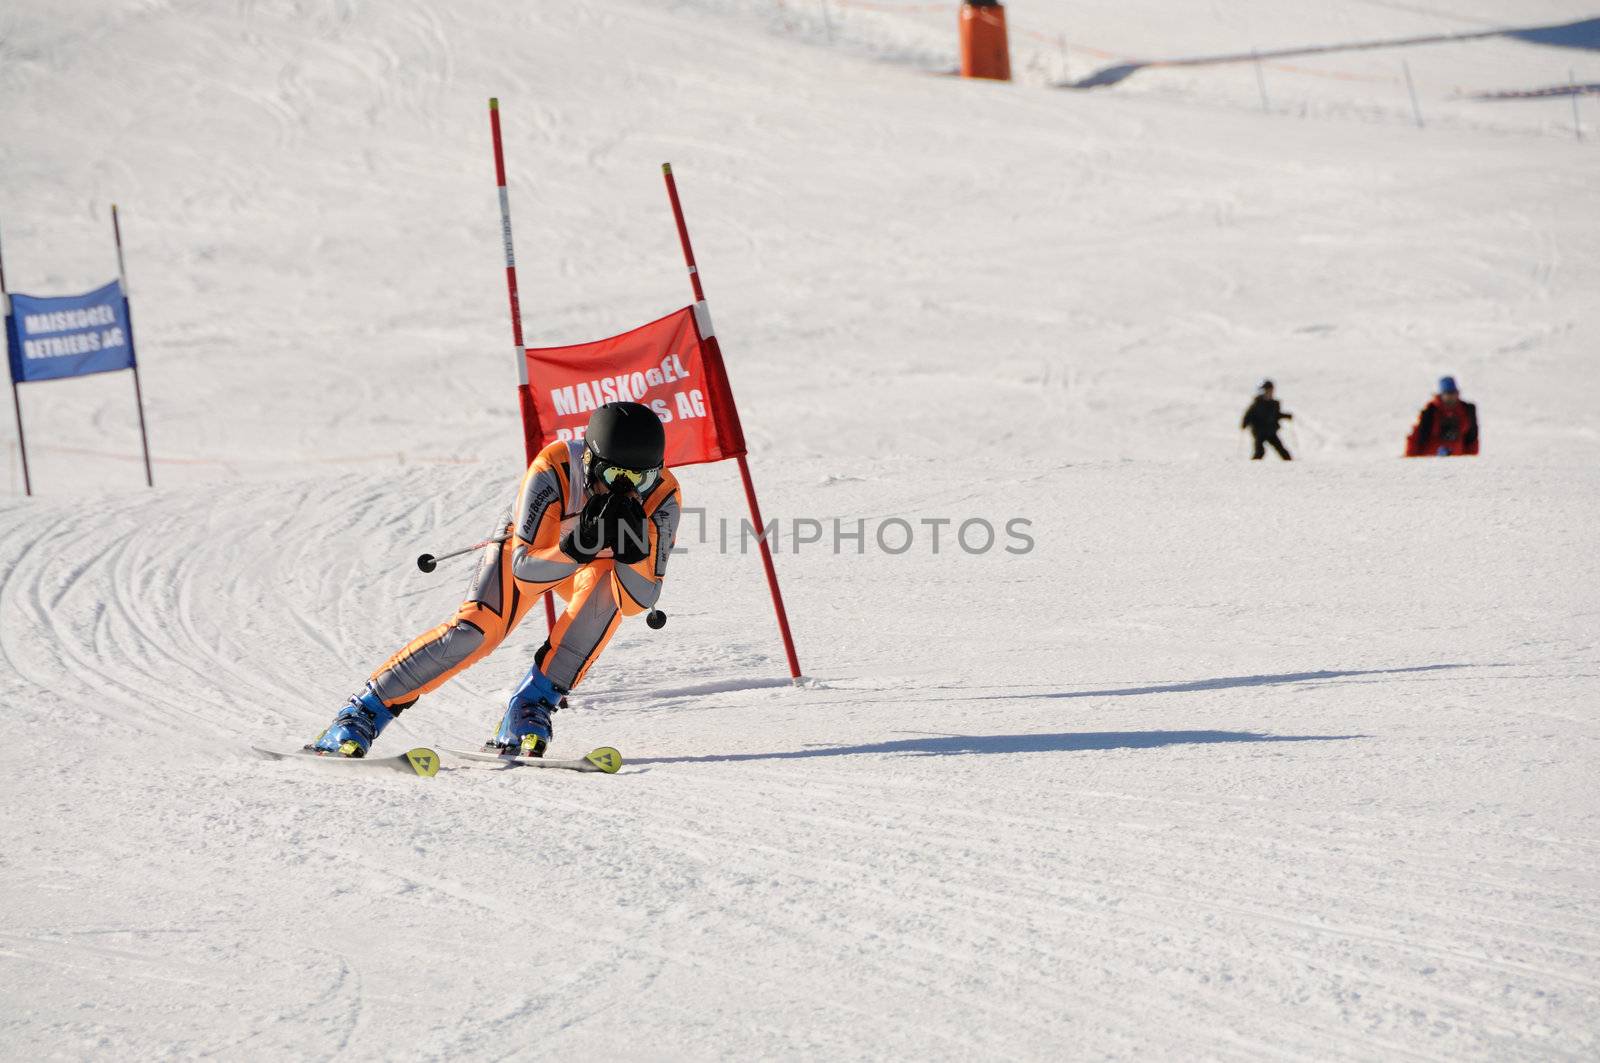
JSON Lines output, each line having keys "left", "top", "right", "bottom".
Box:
{"left": 6, "top": 280, "right": 136, "bottom": 384}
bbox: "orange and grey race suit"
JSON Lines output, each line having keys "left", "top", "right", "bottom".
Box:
{"left": 364, "top": 439, "right": 681, "bottom": 709}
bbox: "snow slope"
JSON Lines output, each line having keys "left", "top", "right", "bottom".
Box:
{"left": 2, "top": 1, "right": 1598, "bottom": 1059}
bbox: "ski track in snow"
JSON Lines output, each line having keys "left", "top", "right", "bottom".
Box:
{"left": 2, "top": 0, "right": 1599, "bottom": 1058}
{"left": 3, "top": 459, "right": 1597, "bottom": 1059}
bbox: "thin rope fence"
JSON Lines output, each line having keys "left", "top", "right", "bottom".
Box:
{"left": 11, "top": 442, "right": 482, "bottom": 470}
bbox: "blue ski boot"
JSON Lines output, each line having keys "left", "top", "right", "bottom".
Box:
{"left": 491, "top": 664, "right": 564, "bottom": 758}
{"left": 311, "top": 685, "right": 397, "bottom": 758}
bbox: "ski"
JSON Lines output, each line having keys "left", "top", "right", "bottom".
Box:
{"left": 252, "top": 745, "right": 441, "bottom": 778}
{"left": 442, "top": 745, "right": 622, "bottom": 774}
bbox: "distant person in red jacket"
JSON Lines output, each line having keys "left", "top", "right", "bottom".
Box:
{"left": 1405, "top": 376, "right": 1478, "bottom": 457}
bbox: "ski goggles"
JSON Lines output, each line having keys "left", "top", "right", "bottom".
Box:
{"left": 592, "top": 459, "right": 661, "bottom": 494}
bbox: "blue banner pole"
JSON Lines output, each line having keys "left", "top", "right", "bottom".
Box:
{"left": 111, "top": 204, "right": 153, "bottom": 488}
{"left": 0, "top": 222, "right": 34, "bottom": 496}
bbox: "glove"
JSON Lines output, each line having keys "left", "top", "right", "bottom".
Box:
{"left": 606, "top": 494, "right": 651, "bottom": 564}
{"left": 561, "top": 491, "right": 648, "bottom": 563}
{"left": 560, "top": 492, "right": 611, "bottom": 563}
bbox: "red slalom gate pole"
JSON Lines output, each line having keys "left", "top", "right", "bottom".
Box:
{"left": 488, "top": 98, "right": 558, "bottom": 632}
{"left": 661, "top": 163, "right": 803, "bottom": 681}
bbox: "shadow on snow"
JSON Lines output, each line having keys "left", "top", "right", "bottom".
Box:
{"left": 629, "top": 729, "right": 1364, "bottom": 766}
{"left": 1068, "top": 18, "right": 1600, "bottom": 89}
{"left": 990, "top": 663, "right": 1468, "bottom": 701}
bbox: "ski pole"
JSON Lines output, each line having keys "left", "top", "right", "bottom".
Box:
{"left": 419, "top": 541, "right": 668, "bottom": 624}
{"left": 415, "top": 536, "right": 670, "bottom": 628}
{"left": 417, "top": 535, "right": 507, "bottom": 573}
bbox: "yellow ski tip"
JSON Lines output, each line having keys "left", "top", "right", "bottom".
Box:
{"left": 404, "top": 748, "right": 441, "bottom": 778}
{"left": 661, "top": 162, "right": 672, "bottom": 176}
{"left": 584, "top": 747, "right": 622, "bottom": 774}
{"left": 489, "top": 97, "right": 499, "bottom": 110}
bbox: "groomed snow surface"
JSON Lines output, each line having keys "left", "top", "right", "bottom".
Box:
{"left": 2, "top": 1, "right": 1597, "bottom": 1059}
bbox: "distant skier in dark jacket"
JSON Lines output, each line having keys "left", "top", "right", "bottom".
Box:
{"left": 1405, "top": 376, "right": 1478, "bottom": 457}
{"left": 1241, "top": 380, "right": 1292, "bottom": 460}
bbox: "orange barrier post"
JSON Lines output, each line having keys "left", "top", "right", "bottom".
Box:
{"left": 960, "top": 1, "right": 1011, "bottom": 82}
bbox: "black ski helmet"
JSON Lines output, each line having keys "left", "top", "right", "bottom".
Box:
{"left": 584, "top": 401, "right": 666, "bottom": 472}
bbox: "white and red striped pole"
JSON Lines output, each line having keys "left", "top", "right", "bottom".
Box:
{"left": 662, "top": 164, "right": 803, "bottom": 682}
{"left": 488, "top": 98, "right": 557, "bottom": 631}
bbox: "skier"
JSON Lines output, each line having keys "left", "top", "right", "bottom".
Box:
{"left": 1240, "top": 379, "right": 1293, "bottom": 461}
{"left": 309, "top": 401, "right": 681, "bottom": 758}
{"left": 1404, "top": 376, "right": 1479, "bottom": 457}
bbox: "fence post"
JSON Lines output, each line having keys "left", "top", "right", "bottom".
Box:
{"left": 1403, "top": 60, "right": 1424, "bottom": 129}
{"left": 1253, "top": 50, "right": 1270, "bottom": 113}
{"left": 1572, "top": 69, "right": 1584, "bottom": 141}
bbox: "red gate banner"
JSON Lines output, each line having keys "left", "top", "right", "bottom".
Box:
{"left": 487, "top": 97, "right": 798, "bottom": 677}
{"left": 522, "top": 305, "right": 746, "bottom": 468}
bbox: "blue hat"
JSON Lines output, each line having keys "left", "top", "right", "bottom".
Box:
{"left": 1438, "top": 376, "right": 1458, "bottom": 394}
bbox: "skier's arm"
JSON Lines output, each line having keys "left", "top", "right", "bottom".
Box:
{"left": 509, "top": 456, "right": 584, "bottom": 585}
{"left": 611, "top": 489, "right": 681, "bottom": 614}
{"left": 1463, "top": 402, "right": 1479, "bottom": 455}
{"left": 1404, "top": 405, "right": 1434, "bottom": 457}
